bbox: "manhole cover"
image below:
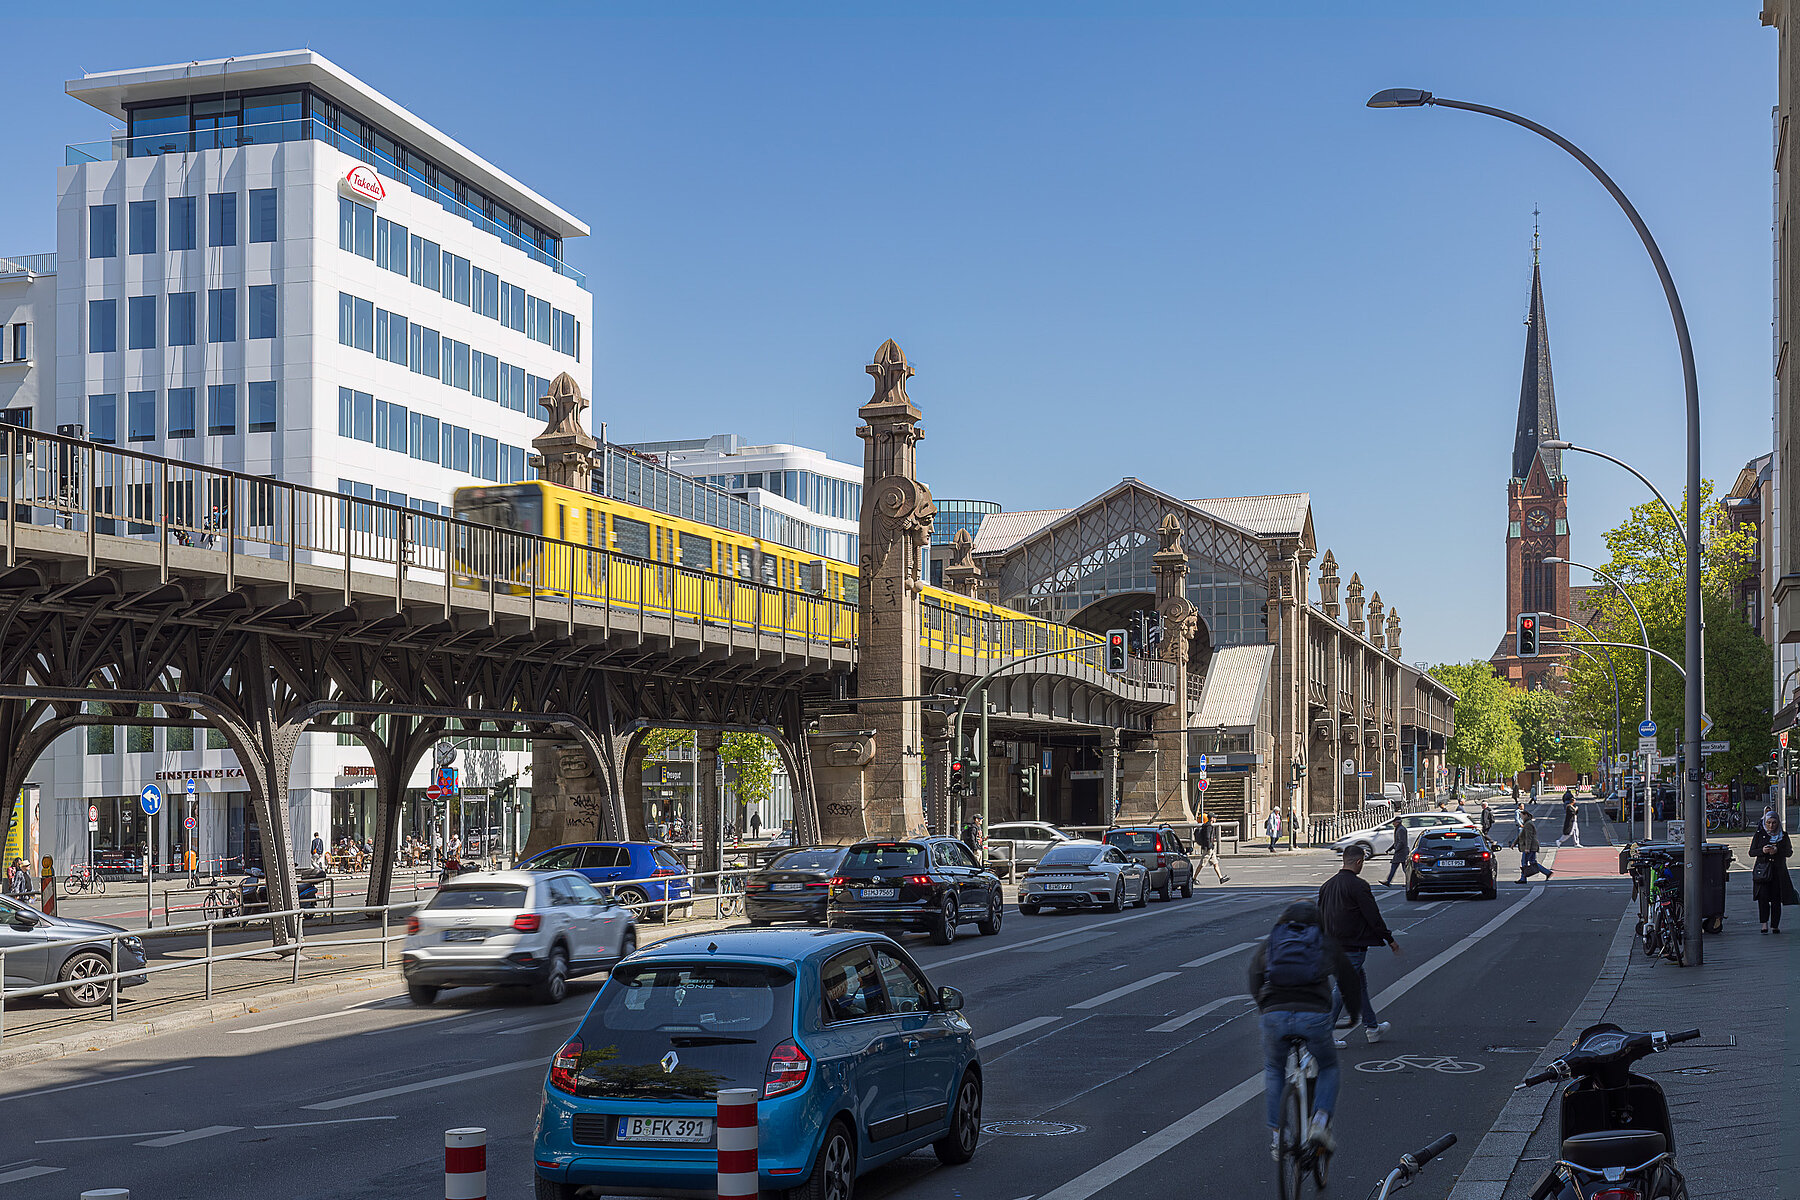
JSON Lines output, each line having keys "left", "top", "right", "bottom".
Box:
{"left": 982, "top": 1120, "right": 1085, "bottom": 1137}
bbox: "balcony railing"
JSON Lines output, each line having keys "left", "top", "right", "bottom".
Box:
{"left": 67, "top": 118, "right": 586, "bottom": 289}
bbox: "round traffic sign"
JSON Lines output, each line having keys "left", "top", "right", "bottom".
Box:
{"left": 1639, "top": 719, "right": 1657, "bottom": 738}
{"left": 426, "top": 785, "right": 446, "bottom": 801}
{"left": 184, "top": 816, "right": 196, "bottom": 830}
{"left": 1195, "top": 777, "right": 1209, "bottom": 792}
{"left": 88, "top": 804, "right": 98, "bottom": 822}
{"left": 139, "top": 784, "right": 163, "bottom": 816}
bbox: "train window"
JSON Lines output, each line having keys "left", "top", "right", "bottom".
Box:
{"left": 761, "top": 554, "right": 779, "bottom": 587}
{"left": 843, "top": 574, "right": 859, "bottom": 605}
{"left": 738, "top": 546, "right": 755, "bottom": 580}
{"left": 681, "top": 534, "right": 711, "bottom": 571}
{"left": 586, "top": 509, "right": 601, "bottom": 546}
{"left": 613, "top": 515, "right": 650, "bottom": 559}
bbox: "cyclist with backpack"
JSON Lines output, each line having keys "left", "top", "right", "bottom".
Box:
{"left": 1249, "top": 900, "right": 1364, "bottom": 1158}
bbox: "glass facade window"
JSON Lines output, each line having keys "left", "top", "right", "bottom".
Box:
{"left": 207, "top": 384, "right": 236, "bottom": 436}
{"left": 127, "top": 295, "right": 157, "bottom": 349}
{"left": 207, "top": 288, "right": 237, "bottom": 342}
{"left": 248, "top": 285, "right": 278, "bottom": 339}
{"left": 208, "top": 192, "right": 236, "bottom": 247}
{"left": 89, "top": 299, "right": 117, "bottom": 352}
{"left": 89, "top": 204, "right": 117, "bottom": 257}
{"left": 167, "top": 387, "right": 196, "bottom": 438}
{"left": 409, "top": 234, "right": 440, "bottom": 290}
{"left": 168, "top": 292, "right": 197, "bottom": 346}
{"left": 340, "top": 196, "right": 375, "bottom": 258}
{"left": 88, "top": 393, "right": 117, "bottom": 443}
{"left": 248, "top": 381, "right": 277, "bottom": 433}
{"left": 931, "top": 499, "right": 1000, "bottom": 546}
{"left": 12, "top": 323, "right": 26, "bottom": 361}
{"left": 169, "top": 196, "right": 197, "bottom": 251}
{"left": 249, "top": 188, "right": 278, "bottom": 242}
{"left": 376, "top": 216, "right": 408, "bottom": 274}
{"left": 128, "top": 390, "right": 156, "bottom": 442}
{"left": 500, "top": 281, "right": 526, "bottom": 331}
{"left": 442, "top": 252, "right": 471, "bottom": 305}
{"left": 409, "top": 412, "right": 440, "bottom": 462}
{"left": 128, "top": 200, "right": 157, "bottom": 254}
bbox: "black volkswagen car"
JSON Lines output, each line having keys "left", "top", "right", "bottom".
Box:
{"left": 1404, "top": 827, "right": 1498, "bottom": 900}
{"left": 827, "top": 837, "right": 1004, "bottom": 945}
{"left": 743, "top": 845, "right": 849, "bottom": 926}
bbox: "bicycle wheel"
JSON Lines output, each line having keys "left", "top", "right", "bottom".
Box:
{"left": 1277, "top": 1080, "right": 1307, "bottom": 1200}
{"left": 94, "top": 872, "right": 106, "bottom": 895}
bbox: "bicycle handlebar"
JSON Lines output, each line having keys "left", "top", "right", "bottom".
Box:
{"left": 1518, "top": 1065, "right": 1561, "bottom": 1088}
{"left": 1411, "top": 1133, "right": 1456, "bottom": 1167}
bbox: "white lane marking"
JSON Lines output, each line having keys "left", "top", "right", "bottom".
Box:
{"left": 36, "top": 1130, "right": 184, "bottom": 1144}
{"left": 1015, "top": 931, "right": 1107, "bottom": 953}
{"left": 0, "top": 1165, "right": 63, "bottom": 1185}
{"left": 1068, "top": 971, "right": 1180, "bottom": 1011}
{"left": 1412, "top": 902, "right": 1444, "bottom": 913}
{"left": 136, "top": 1126, "right": 242, "bottom": 1147}
{"left": 1149, "top": 994, "right": 1253, "bottom": 1033}
{"left": 499, "top": 1016, "right": 582, "bottom": 1036}
{"left": 253, "top": 1116, "right": 400, "bottom": 1130}
{"left": 976, "top": 1016, "right": 1059, "bottom": 1049}
{"left": 932, "top": 895, "right": 1281, "bottom": 969}
{"left": 229, "top": 1010, "right": 359, "bottom": 1035}
{"left": 303, "top": 1058, "right": 544, "bottom": 1110}
{"left": 0, "top": 1065, "right": 193, "bottom": 1105}
{"left": 1177, "top": 940, "right": 1258, "bottom": 969}
{"left": 1035, "top": 885, "right": 1544, "bottom": 1200}
{"left": 357, "top": 1009, "right": 482, "bottom": 1036}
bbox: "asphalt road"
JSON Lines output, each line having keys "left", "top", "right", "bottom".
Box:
{"left": 0, "top": 841, "right": 1632, "bottom": 1200}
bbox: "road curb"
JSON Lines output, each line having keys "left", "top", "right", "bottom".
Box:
{"left": 1444, "top": 904, "right": 1637, "bottom": 1200}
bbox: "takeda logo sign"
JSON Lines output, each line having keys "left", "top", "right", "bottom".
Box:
{"left": 342, "top": 165, "right": 386, "bottom": 203}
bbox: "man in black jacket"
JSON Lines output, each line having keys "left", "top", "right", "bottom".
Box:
{"left": 1318, "top": 846, "right": 1400, "bottom": 1044}
{"left": 1249, "top": 900, "right": 1363, "bottom": 1157}
{"left": 1382, "top": 816, "right": 1410, "bottom": 886}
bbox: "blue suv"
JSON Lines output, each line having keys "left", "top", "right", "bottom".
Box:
{"left": 520, "top": 842, "right": 692, "bottom": 916}
{"left": 532, "top": 928, "right": 982, "bottom": 1199}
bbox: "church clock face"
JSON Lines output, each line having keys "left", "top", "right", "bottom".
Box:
{"left": 1525, "top": 507, "right": 1551, "bottom": 534}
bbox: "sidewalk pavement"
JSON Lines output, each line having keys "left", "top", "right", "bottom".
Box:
{"left": 1448, "top": 840, "right": 1800, "bottom": 1197}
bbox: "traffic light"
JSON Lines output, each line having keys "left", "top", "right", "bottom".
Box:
{"left": 1105, "top": 629, "right": 1128, "bottom": 673}
{"left": 948, "top": 759, "right": 967, "bottom": 794}
{"left": 1019, "top": 766, "right": 1037, "bottom": 804}
{"left": 1516, "top": 612, "right": 1539, "bottom": 657}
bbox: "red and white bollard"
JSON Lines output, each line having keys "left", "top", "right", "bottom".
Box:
{"left": 444, "top": 1126, "right": 486, "bottom": 1200}
{"left": 716, "top": 1087, "right": 759, "bottom": 1200}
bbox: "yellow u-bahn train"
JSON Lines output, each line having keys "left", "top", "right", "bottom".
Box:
{"left": 451, "top": 479, "right": 1108, "bottom": 663}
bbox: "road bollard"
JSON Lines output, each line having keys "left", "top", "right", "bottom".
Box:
{"left": 445, "top": 1126, "right": 487, "bottom": 1200}
{"left": 716, "top": 1087, "right": 758, "bottom": 1200}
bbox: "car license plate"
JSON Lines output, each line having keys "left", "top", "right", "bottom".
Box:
{"left": 617, "top": 1116, "right": 713, "bottom": 1143}
{"left": 773, "top": 882, "right": 804, "bottom": 892}
{"left": 443, "top": 929, "right": 486, "bottom": 942}
{"left": 1045, "top": 882, "right": 1074, "bottom": 890}
{"left": 1439, "top": 859, "right": 1465, "bottom": 868}
{"left": 858, "top": 887, "right": 897, "bottom": 900}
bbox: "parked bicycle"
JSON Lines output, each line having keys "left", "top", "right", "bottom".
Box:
{"left": 62, "top": 863, "right": 105, "bottom": 895}
{"left": 1367, "top": 1133, "right": 1456, "bottom": 1200}
{"left": 1639, "top": 862, "right": 1686, "bottom": 966}
{"left": 201, "top": 877, "right": 245, "bottom": 921}
{"left": 1275, "top": 1033, "right": 1329, "bottom": 1199}
{"left": 715, "top": 863, "right": 749, "bottom": 919}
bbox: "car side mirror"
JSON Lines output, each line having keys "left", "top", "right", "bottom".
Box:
{"left": 937, "top": 985, "right": 965, "bottom": 1012}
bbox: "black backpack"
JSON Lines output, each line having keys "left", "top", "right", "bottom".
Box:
{"left": 1265, "top": 921, "right": 1325, "bottom": 987}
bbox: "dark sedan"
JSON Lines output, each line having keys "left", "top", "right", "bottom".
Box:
{"left": 743, "top": 845, "right": 848, "bottom": 925}
{"left": 827, "top": 837, "right": 1004, "bottom": 945}
{"left": 1103, "top": 825, "right": 1194, "bottom": 901}
{"left": 1405, "top": 828, "right": 1498, "bottom": 900}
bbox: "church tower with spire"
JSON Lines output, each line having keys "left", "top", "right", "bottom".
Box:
{"left": 1493, "top": 233, "right": 1571, "bottom": 691}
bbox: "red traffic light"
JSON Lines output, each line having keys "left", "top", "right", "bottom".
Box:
{"left": 1109, "top": 633, "right": 1123, "bottom": 646}
{"left": 1521, "top": 617, "right": 1535, "bottom": 631}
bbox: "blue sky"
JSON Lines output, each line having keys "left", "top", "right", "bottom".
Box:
{"left": 0, "top": 3, "right": 1774, "bottom": 667}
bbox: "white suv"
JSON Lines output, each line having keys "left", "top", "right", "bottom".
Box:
{"left": 401, "top": 869, "right": 636, "bottom": 1006}
{"left": 1332, "top": 811, "right": 1479, "bottom": 859}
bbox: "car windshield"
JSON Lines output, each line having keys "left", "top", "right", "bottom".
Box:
{"left": 570, "top": 962, "right": 796, "bottom": 1100}
{"left": 1422, "top": 832, "right": 1484, "bottom": 848}
{"left": 651, "top": 847, "right": 684, "bottom": 871}
{"left": 1038, "top": 844, "right": 1103, "bottom": 867}
{"left": 429, "top": 884, "right": 527, "bottom": 909}
{"left": 1105, "top": 831, "right": 1158, "bottom": 852}
{"left": 843, "top": 844, "right": 926, "bottom": 871}
{"left": 765, "top": 848, "right": 843, "bottom": 872}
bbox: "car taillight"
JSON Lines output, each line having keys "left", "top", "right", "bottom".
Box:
{"left": 906, "top": 875, "right": 933, "bottom": 887}
{"left": 652, "top": 868, "right": 680, "bottom": 877}
{"left": 1480, "top": 851, "right": 1492, "bottom": 860}
{"left": 407, "top": 915, "right": 420, "bottom": 934}
{"left": 550, "top": 1039, "right": 581, "bottom": 1094}
{"left": 828, "top": 876, "right": 847, "bottom": 887}
{"left": 764, "top": 1039, "right": 811, "bottom": 1097}
{"left": 1153, "top": 835, "right": 1164, "bottom": 852}
{"left": 1588, "top": 1190, "right": 1640, "bottom": 1200}
{"left": 513, "top": 913, "right": 543, "bottom": 932}
{"left": 1412, "top": 853, "right": 1423, "bottom": 862}
{"left": 804, "top": 879, "right": 829, "bottom": 888}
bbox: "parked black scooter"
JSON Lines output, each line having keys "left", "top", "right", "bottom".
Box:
{"left": 1519, "top": 1022, "right": 1701, "bottom": 1200}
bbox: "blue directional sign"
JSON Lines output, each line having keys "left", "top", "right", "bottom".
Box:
{"left": 186, "top": 779, "right": 195, "bottom": 797}
{"left": 1639, "top": 719, "right": 1657, "bottom": 738}
{"left": 139, "top": 783, "right": 163, "bottom": 816}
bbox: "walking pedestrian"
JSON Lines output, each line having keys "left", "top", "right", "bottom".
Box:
{"left": 1382, "top": 816, "right": 1410, "bottom": 887}
{"left": 1750, "top": 812, "right": 1797, "bottom": 933}
{"left": 1554, "top": 789, "right": 1581, "bottom": 847}
{"left": 6, "top": 857, "right": 30, "bottom": 897}
{"left": 1248, "top": 900, "right": 1363, "bottom": 1159}
{"left": 309, "top": 831, "right": 325, "bottom": 872}
{"left": 1512, "top": 807, "right": 1554, "bottom": 883}
{"left": 749, "top": 808, "right": 762, "bottom": 839}
{"left": 1480, "top": 801, "right": 1495, "bottom": 836}
{"left": 1265, "top": 808, "right": 1283, "bottom": 853}
{"left": 1317, "top": 846, "right": 1398, "bottom": 1046}
{"left": 1195, "top": 812, "right": 1230, "bottom": 883}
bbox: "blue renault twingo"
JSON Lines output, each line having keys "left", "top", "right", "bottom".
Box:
{"left": 532, "top": 927, "right": 981, "bottom": 1199}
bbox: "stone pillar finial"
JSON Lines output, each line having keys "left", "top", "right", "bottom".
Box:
{"left": 1319, "top": 550, "right": 1340, "bottom": 621}
{"left": 1367, "top": 591, "right": 1385, "bottom": 645}
{"left": 1386, "top": 609, "right": 1402, "bottom": 657}
{"left": 945, "top": 527, "right": 982, "bottom": 597}
{"left": 532, "top": 371, "right": 600, "bottom": 492}
{"left": 1346, "top": 572, "right": 1365, "bottom": 636}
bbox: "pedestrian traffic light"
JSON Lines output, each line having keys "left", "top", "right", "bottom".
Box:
{"left": 1020, "top": 767, "right": 1037, "bottom": 803}
{"left": 1105, "top": 629, "right": 1128, "bottom": 673}
{"left": 1516, "top": 612, "right": 1539, "bottom": 657}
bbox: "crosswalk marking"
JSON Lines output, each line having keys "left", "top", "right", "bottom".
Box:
{"left": 1177, "top": 940, "right": 1258, "bottom": 969}
{"left": 1149, "top": 994, "right": 1253, "bottom": 1033}
{"left": 976, "top": 1015, "right": 1060, "bottom": 1049}
{"left": 0, "top": 1165, "right": 64, "bottom": 1185}
{"left": 136, "top": 1126, "right": 242, "bottom": 1147}
{"left": 1068, "top": 971, "right": 1180, "bottom": 1010}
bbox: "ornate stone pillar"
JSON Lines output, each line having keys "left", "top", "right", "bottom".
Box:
{"left": 1318, "top": 551, "right": 1341, "bottom": 622}
{"left": 531, "top": 372, "right": 600, "bottom": 490}
{"left": 622, "top": 743, "right": 646, "bottom": 842}
{"left": 1119, "top": 515, "right": 1196, "bottom": 824}
{"left": 855, "top": 340, "right": 934, "bottom": 839}
{"left": 524, "top": 738, "right": 616, "bottom": 859}
{"left": 1347, "top": 573, "right": 1366, "bottom": 637}
{"left": 697, "top": 728, "right": 722, "bottom": 877}
{"left": 944, "top": 528, "right": 982, "bottom": 597}
{"left": 808, "top": 714, "right": 875, "bottom": 843}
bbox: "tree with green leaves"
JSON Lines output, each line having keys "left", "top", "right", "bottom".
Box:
{"left": 637, "top": 728, "right": 778, "bottom": 809}
{"left": 1512, "top": 687, "right": 1570, "bottom": 785}
{"left": 1432, "top": 661, "right": 1525, "bottom": 782}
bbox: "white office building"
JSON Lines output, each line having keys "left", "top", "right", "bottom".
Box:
{"left": 24, "top": 50, "right": 592, "bottom": 874}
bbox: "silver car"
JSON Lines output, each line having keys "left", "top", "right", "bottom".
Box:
{"left": 1018, "top": 841, "right": 1149, "bottom": 913}
{"left": 985, "top": 821, "right": 1075, "bottom": 877}
{"left": 0, "top": 893, "right": 148, "bottom": 1008}
{"left": 401, "top": 869, "right": 636, "bottom": 1006}
{"left": 1331, "top": 811, "right": 1478, "bottom": 859}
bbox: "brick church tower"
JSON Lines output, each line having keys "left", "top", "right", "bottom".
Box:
{"left": 1492, "top": 252, "right": 1571, "bottom": 691}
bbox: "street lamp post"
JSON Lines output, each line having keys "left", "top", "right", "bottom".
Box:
{"left": 1370, "top": 88, "right": 1706, "bottom": 965}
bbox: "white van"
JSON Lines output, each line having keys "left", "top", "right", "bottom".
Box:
{"left": 1381, "top": 782, "right": 1406, "bottom": 804}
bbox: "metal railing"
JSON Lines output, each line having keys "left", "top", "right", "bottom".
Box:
{"left": 918, "top": 596, "right": 1176, "bottom": 692}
